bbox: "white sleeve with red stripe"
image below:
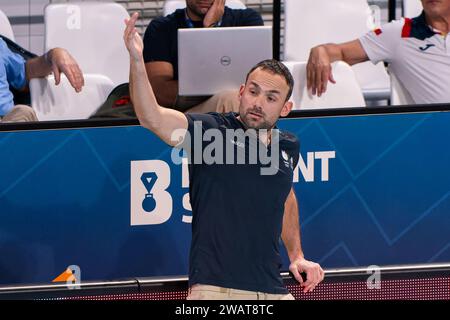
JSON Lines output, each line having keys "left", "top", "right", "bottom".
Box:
{"left": 358, "top": 19, "right": 405, "bottom": 64}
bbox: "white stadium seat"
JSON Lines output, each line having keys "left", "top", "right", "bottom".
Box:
{"left": 30, "top": 74, "right": 115, "bottom": 121}
{"left": 284, "top": 0, "right": 391, "bottom": 102}
{"left": 31, "top": 2, "right": 130, "bottom": 120}
{"left": 283, "top": 61, "right": 365, "bottom": 110}
{"left": 44, "top": 2, "right": 130, "bottom": 87}
{"left": 0, "top": 9, "right": 15, "bottom": 41}
{"left": 403, "top": 0, "right": 423, "bottom": 18}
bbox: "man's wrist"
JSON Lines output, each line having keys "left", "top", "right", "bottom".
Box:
{"left": 44, "top": 49, "right": 53, "bottom": 65}
{"left": 204, "top": 18, "right": 222, "bottom": 28}
{"left": 130, "top": 55, "right": 144, "bottom": 64}
{"left": 289, "top": 252, "right": 305, "bottom": 263}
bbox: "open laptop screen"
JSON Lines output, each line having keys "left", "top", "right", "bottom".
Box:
{"left": 177, "top": 26, "right": 272, "bottom": 108}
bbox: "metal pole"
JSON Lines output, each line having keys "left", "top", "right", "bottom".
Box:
{"left": 273, "top": 0, "right": 281, "bottom": 60}
{"left": 388, "top": 0, "right": 397, "bottom": 22}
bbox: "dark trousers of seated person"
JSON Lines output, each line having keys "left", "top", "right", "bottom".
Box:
{"left": 91, "top": 88, "right": 241, "bottom": 119}
{"left": 185, "top": 89, "right": 240, "bottom": 114}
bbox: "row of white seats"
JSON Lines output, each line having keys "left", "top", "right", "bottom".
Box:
{"left": 0, "top": 0, "right": 421, "bottom": 120}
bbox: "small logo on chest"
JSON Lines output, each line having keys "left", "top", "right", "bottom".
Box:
{"left": 419, "top": 43, "right": 435, "bottom": 52}
{"left": 281, "top": 150, "right": 293, "bottom": 169}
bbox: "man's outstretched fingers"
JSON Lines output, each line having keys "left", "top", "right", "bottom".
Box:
{"left": 321, "top": 67, "right": 330, "bottom": 95}
{"left": 329, "top": 70, "right": 336, "bottom": 84}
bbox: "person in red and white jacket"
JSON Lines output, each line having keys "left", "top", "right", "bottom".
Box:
{"left": 306, "top": 0, "right": 450, "bottom": 105}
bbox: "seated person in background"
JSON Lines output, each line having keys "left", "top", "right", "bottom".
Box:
{"left": 0, "top": 37, "right": 84, "bottom": 122}
{"left": 306, "top": 0, "right": 450, "bottom": 104}
{"left": 143, "top": 0, "right": 264, "bottom": 113}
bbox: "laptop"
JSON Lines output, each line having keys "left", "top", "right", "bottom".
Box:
{"left": 177, "top": 26, "right": 273, "bottom": 110}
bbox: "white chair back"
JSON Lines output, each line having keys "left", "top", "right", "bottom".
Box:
{"left": 0, "top": 9, "right": 15, "bottom": 41}
{"left": 403, "top": 0, "right": 423, "bottom": 18}
{"left": 284, "top": 61, "right": 365, "bottom": 110}
{"left": 284, "top": 0, "right": 390, "bottom": 100}
{"left": 30, "top": 74, "right": 115, "bottom": 121}
{"left": 44, "top": 2, "right": 130, "bottom": 87}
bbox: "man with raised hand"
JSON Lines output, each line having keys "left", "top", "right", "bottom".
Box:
{"left": 124, "top": 12, "right": 324, "bottom": 300}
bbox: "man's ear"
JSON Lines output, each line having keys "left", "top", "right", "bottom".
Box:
{"left": 238, "top": 84, "right": 245, "bottom": 98}
{"left": 280, "top": 101, "right": 293, "bottom": 117}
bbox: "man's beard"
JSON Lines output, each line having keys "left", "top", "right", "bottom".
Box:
{"left": 186, "top": 3, "right": 208, "bottom": 19}
{"left": 240, "top": 108, "right": 274, "bottom": 130}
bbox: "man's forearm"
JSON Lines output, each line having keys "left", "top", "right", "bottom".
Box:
{"left": 125, "top": 12, "right": 187, "bottom": 147}
{"left": 130, "top": 57, "right": 163, "bottom": 129}
{"left": 281, "top": 189, "right": 304, "bottom": 262}
{"left": 318, "top": 40, "right": 369, "bottom": 66}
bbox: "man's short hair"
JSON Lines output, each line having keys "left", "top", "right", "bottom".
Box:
{"left": 245, "top": 59, "right": 294, "bottom": 102}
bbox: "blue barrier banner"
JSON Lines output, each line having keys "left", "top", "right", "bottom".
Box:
{"left": 1, "top": 110, "right": 450, "bottom": 285}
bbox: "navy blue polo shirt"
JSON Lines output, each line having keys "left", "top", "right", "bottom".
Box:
{"left": 143, "top": 7, "right": 264, "bottom": 80}
{"left": 182, "top": 112, "right": 299, "bottom": 294}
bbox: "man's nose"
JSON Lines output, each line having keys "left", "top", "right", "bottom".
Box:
{"left": 252, "top": 95, "right": 264, "bottom": 109}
